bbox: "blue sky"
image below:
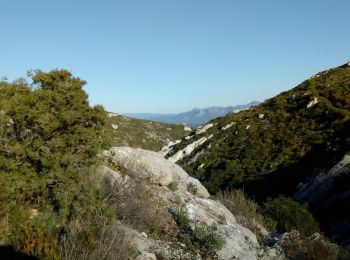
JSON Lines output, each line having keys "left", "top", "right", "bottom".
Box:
{"left": 0, "top": 1, "right": 349, "bottom": 113}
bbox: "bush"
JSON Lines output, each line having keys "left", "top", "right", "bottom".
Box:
{"left": 59, "top": 208, "right": 133, "bottom": 260}
{"left": 280, "top": 231, "right": 338, "bottom": 260}
{"left": 105, "top": 179, "right": 175, "bottom": 239}
{"left": 217, "top": 190, "right": 275, "bottom": 234}
{"left": 263, "top": 196, "right": 320, "bottom": 236}
{"left": 0, "top": 70, "right": 112, "bottom": 257}
{"left": 172, "top": 209, "right": 224, "bottom": 258}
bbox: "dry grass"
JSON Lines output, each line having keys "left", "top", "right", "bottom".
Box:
{"left": 104, "top": 180, "right": 177, "bottom": 240}
{"left": 59, "top": 213, "right": 133, "bottom": 260}
{"left": 217, "top": 190, "right": 269, "bottom": 235}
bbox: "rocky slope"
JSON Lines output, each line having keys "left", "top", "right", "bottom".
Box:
{"left": 165, "top": 62, "right": 350, "bottom": 244}
{"left": 125, "top": 101, "right": 259, "bottom": 127}
{"left": 100, "top": 147, "right": 284, "bottom": 259}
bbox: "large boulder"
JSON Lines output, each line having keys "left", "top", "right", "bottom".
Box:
{"left": 100, "top": 147, "right": 282, "bottom": 260}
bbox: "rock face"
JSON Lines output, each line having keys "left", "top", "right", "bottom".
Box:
{"left": 294, "top": 154, "right": 350, "bottom": 244}
{"left": 294, "top": 154, "right": 350, "bottom": 203}
{"left": 101, "top": 147, "right": 281, "bottom": 260}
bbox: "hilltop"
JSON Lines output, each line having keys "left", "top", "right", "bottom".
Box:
{"left": 106, "top": 112, "right": 189, "bottom": 151}
{"left": 167, "top": 62, "right": 350, "bottom": 244}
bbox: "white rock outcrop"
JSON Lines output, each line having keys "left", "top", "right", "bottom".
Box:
{"left": 196, "top": 123, "right": 213, "bottom": 135}
{"left": 184, "top": 125, "right": 192, "bottom": 131}
{"left": 222, "top": 122, "right": 236, "bottom": 130}
{"left": 306, "top": 97, "right": 319, "bottom": 108}
{"left": 103, "top": 147, "right": 210, "bottom": 198}
{"left": 159, "top": 139, "right": 181, "bottom": 157}
{"left": 108, "top": 112, "right": 119, "bottom": 118}
{"left": 168, "top": 135, "right": 213, "bottom": 163}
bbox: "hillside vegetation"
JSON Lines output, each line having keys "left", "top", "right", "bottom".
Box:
{"left": 170, "top": 63, "right": 350, "bottom": 194}
{"left": 168, "top": 62, "right": 350, "bottom": 243}
{"left": 107, "top": 113, "right": 188, "bottom": 151}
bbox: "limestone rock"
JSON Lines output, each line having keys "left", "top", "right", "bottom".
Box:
{"left": 168, "top": 134, "right": 213, "bottom": 163}
{"left": 196, "top": 123, "right": 213, "bottom": 135}
{"left": 294, "top": 154, "right": 350, "bottom": 203}
{"left": 159, "top": 139, "right": 181, "bottom": 157}
{"left": 101, "top": 146, "right": 280, "bottom": 259}
{"left": 136, "top": 252, "right": 157, "bottom": 260}
{"left": 222, "top": 122, "right": 236, "bottom": 130}
{"left": 306, "top": 97, "right": 319, "bottom": 108}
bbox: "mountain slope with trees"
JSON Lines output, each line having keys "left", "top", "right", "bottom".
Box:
{"left": 168, "top": 62, "right": 350, "bottom": 244}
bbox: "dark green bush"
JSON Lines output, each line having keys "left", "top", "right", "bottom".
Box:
{"left": 0, "top": 70, "right": 112, "bottom": 257}
{"left": 263, "top": 196, "right": 320, "bottom": 236}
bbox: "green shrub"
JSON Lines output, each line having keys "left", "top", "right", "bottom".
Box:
{"left": 106, "top": 180, "right": 174, "bottom": 239}
{"left": 0, "top": 70, "right": 112, "bottom": 257}
{"left": 172, "top": 209, "right": 224, "bottom": 257}
{"left": 187, "top": 182, "right": 198, "bottom": 195}
{"left": 217, "top": 190, "right": 276, "bottom": 235}
{"left": 263, "top": 196, "right": 320, "bottom": 236}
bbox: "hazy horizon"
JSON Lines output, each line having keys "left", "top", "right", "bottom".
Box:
{"left": 1, "top": 1, "right": 349, "bottom": 113}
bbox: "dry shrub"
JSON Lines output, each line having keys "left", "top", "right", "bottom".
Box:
{"left": 217, "top": 190, "right": 268, "bottom": 234}
{"left": 281, "top": 232, "right": 338, "bottom": 260}
{"left": 59, "top": 213, "right": 133, "bottom": 260}
{"left": 105, "top": 180, "right": 176, "bottom": 239}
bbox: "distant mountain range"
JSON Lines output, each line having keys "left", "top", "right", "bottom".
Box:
{"left": 124, "top": 101, "right": 260, "bottom": 127}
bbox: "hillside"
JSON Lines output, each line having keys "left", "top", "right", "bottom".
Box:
{"left": 0, "top": 70, "right": 287, "bottom": 259}
{"left": 1, "top": 69, "right": 346, "bottom": 259}
{"left": 167, "top": 62, "right": 350, "bottom": 243}
{"left": 125, "top": 101, "right": 259, "bottom": 127}
{"left": 106, "top": 113, "right": 189, "bottom": 151}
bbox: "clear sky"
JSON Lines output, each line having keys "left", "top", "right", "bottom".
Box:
{"left": 0, "top": 1, "right": 349, "bottom": 113}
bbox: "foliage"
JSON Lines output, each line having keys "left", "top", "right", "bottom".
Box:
{"left": 106, "top": 114, "right": 187, "bottom": 151}
{"left": 168, "top": 64, "right": 350, "bottom": 244}
{"left": 0, "top": 70, "right": 112, "bottom": 257}
{"left": 217, "top": 190, "right": 275, "bottom": 234}
{"left": 187, "top": 182, "right": 198, "bottom": 195}
{"left": 172, "top": 209, "right": 224, "bottom": 258}
{"left": 280, "top": 231, "right": 339, "bottom": 260}
{"left": 263, "top": 196, "right": 320, "bottom": 237}
{"left": 105, "top": 179, "right": 175, "bottom": 239}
